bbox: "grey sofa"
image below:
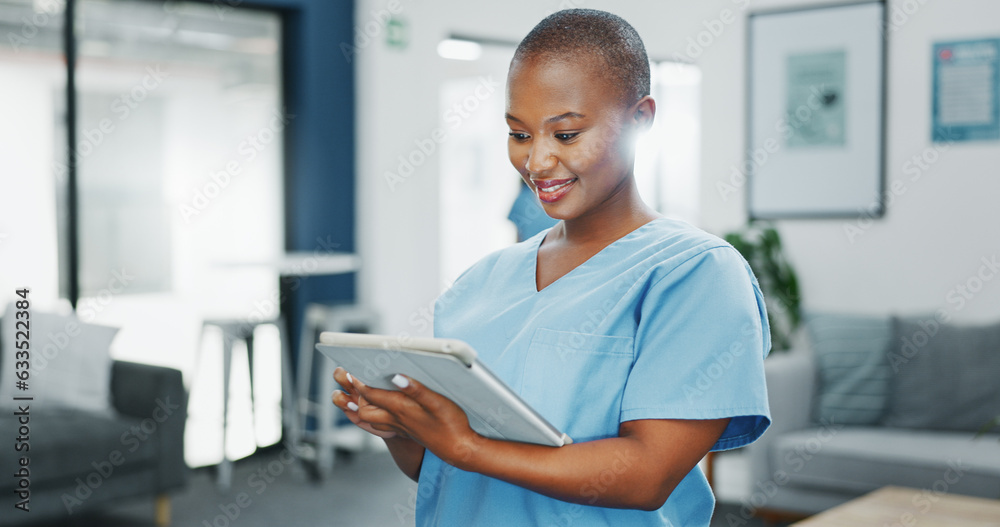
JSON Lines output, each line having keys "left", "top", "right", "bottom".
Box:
{"left": 744, "top": 314, "right": 1000, "bottom": 519}
{"left": 0, "top": 356, "right": 188, "bottom": 526}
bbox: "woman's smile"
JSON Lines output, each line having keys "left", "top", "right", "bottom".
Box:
{"left": 532, "top": 177, "right": 578, "bottom": 202}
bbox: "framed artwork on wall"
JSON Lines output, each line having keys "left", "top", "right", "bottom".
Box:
{"left": 746, "top": 1, "right": 886, "bottom": 219}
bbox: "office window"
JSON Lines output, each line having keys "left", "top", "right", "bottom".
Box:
{"left": 75, "top": 0, "right": 284, "bottom": 308}
{"left": 1, "top": 0, "right": 286, "bottom": 467}
{"left": 0, "top": 0, "right": 67, "bottom": 308}
{"left": 75, "top": 0, "right": 285, "bottom": 466}
{"left": 636, "top": 61, "right": 702, "bottom": 225}
{"left": 439, "top": 43, "right": 519, "bottom": 284}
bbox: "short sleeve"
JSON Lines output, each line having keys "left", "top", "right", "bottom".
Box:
{"left": 620, "top": 246, "right": 771, "bottom": 451}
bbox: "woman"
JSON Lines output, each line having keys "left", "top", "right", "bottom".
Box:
{"left": 333, "top": 9, "right": 771, "bottom": 526}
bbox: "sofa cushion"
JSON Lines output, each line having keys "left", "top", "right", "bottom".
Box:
{"left": 0, "top": 304, "right": 119, "bottom": 415}
{"left": 0, "top": 408, "right": 160, "bottom": 488}
{"left": 771, "top": 427, "right": 1000, "bottom": 500}
{"left": 884, "top": 318, "right": 1000, "bottom": 433}
{"left": 805, "top": 313, "right": 893, "bottom": 425}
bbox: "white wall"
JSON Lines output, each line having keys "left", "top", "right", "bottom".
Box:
{"left": 721, "top": 0, "right": 1000, "bottom": 324}
{"left": 356, "top": 0, "right": 1000, "bottom": 338}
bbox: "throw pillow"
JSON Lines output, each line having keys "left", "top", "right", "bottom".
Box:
{"left": 884, "top": 317, "right": 1000, "bottom": 433}
{"left": 806, "top": 312, "right": 893, "bottom": 425}
{"left": 0, "top": 302, "right": 119, "bottom": 414}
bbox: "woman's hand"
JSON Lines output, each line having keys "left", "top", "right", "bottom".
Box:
{"left": 345, "top": 372, "right": 482, "bottom": 466}
{"left": 331, "top": 367, "right": 398, "bottom": 439}
{"left": 332, "top": 367, "right": 429, "bottom": 481}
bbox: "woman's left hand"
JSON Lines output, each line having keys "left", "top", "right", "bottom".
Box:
{"left": 348, "top": 374, "right": 482, "bottom": 466}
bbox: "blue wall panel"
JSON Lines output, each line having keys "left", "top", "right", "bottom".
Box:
{"left": 243, "top": 0, "right": 357, "bottom": 358}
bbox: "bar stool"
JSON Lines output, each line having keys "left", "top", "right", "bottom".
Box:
{"left": 199, "top": 316, "right": 293, "bottom": 491}
{"left": 292, "top": 303, "right": 378, "bottom": 479}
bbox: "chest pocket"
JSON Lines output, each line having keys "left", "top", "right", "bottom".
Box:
{"left": 520, "top": 328, "right": 634, "bottom": 443}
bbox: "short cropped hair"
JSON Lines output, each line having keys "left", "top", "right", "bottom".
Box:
{"left": 512, "top": 9, "right": 650, "bottom": 106}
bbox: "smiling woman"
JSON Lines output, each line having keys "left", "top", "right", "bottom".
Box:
{"left": 333, "top": 9, "right": 771, "bottom": 527}
{"left": 503, "top": 51, "right": 659, "bottom": 292}
{"left": 504, "top": 57, "right": 647, "bottom": 221}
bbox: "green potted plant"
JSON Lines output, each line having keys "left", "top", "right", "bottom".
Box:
{"left": 723, "top": 221, "right": 801, "bottom": 352}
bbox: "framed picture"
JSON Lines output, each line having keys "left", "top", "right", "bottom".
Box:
{"left": 746, "top": 1, "right": 886, "bottom": 219}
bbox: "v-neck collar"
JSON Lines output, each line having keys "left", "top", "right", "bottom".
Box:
{"left": 531, "top": 217, "right": 665, "bottom": 293}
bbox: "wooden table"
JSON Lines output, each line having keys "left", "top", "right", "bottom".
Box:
{"left": 793, "top": 486, "right": 1000, "bottom": 526}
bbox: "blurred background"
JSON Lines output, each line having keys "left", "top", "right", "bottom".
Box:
{"left": 1, "top": 0, "right": 998, "bottom": 526}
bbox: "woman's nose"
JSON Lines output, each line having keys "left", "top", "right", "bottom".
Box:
{"left": 525, "top": 142, "right": 557, "bottom": 174}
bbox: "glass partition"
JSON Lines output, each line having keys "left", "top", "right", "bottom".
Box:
{"left": 0, "top": 0, "right": 286, "bottom": 466}
{"left": 73, "top": 0, "right": 286, "bottom": 466}
{"left": 0, "top": 0, "right": 68, "bottom": 309}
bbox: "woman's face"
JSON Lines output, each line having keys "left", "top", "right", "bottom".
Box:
{"left": 505, "top": 55, "right": 644, "bottom": 222}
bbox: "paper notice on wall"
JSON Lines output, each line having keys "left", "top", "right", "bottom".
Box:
{"left": 785, "top": 50, "right": 847, "bottom": 148}
{"left": 932, "top": 38, "right": 1000, "bottom": 143}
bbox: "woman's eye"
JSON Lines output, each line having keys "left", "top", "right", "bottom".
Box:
{"left": 555, "top": 133, "right": 579, "bottom": 141}
{"left": 508, "top": 132, "right": 529, "bottom": 141}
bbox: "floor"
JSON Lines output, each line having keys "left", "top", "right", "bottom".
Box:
{"left": 22, "top": 447, "right": 787, "bottom": 527}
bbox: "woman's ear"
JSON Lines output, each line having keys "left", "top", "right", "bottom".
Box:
{"left": 632, "top": 95, "right": 656, "bottom": 131}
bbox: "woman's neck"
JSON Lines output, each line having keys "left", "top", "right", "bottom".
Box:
{"left": 556, "top": 180, "right": 659, "bottom": 246}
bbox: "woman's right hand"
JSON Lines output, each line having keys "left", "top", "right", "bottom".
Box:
{"left": 331, "top": 367, "right": 399, "bottom": 439}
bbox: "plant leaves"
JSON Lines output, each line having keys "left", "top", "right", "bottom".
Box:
{"left": 975, "top": 415, "right": 1000, "bottom": 439}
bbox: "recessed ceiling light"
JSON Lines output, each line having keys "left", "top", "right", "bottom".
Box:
{"left": 437, "top": 38, "right": 481, "bottom": 61}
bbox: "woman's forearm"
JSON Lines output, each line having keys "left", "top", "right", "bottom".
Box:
{"left": 384, "top": 436, "right": 425, "bottom": 482}
{"left": 446, "top": 418, "right": 729, "bottom": 510}
{"left": 450, "top": 435, "right": 665, "bottom": 509}
{"left": 347, "top": 372, "right": 727, "bottom": 508}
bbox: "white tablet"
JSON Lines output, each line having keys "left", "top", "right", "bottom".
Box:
{"left": 316, "top": 332, "right": 572, "bottom": 447}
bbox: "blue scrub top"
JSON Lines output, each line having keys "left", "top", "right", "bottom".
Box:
{"left": 418, "top": 217, "right": 771, "bottom": 527}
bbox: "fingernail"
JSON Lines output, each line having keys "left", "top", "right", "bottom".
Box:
{"left": 347, "top": 401, "right": 359, "bottom": 411}
{"left": 346, "top": 372, "right": 353, "bottom": 384}
{"left": 391, "top": 374, "right": 409, "bottom": 389}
